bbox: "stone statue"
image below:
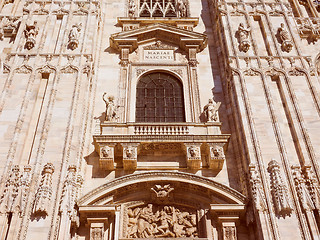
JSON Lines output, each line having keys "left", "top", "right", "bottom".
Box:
{"left": 68, "top": 23, "right": 81, "bottom": 50}
{"left": 177, "top": 0, "right": 187, "bottom": 17}
{"left": 203, "top": 99, "right": 220, "bottom": 122}
{"left": 128, "top": 0, "right": 136, "bottom": 17}
{"left": 103, "top": 93, "right": 118, "bottom": 122}
{"left": 277, "top": 23, "right": 293, "bottom": 53}
{"left": 236, "top": 23, "right": 251, "bottom": 52}
{"left": 24, "top": 21, "right": 38, "bottom": 50}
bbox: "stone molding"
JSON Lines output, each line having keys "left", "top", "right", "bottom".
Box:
{"left": 78, "top": 171, "right": 246, "bottom": 206}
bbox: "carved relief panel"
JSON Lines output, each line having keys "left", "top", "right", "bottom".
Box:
{"left": 123, "top": 203, "right": 199, "bottom": 238}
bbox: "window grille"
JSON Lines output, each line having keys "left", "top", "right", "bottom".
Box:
{"left": 136, "top": 72, "right": 185, "bottom": 122}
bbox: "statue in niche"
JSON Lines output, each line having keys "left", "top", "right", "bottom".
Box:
{"left": 101, "top": 146, "right": 112, "bottom": 158}
{"left": 126, "top": 204, "right": 197, "bottom": 238}
{"left": 24, "top": 21, "right": 38, "bottom": 50}
{"left": 128, "top": 0, "right": 136, "bottom": 17}
{"left": 277, "top": 23, "right": 293, "bottom": 53}
{"left": 236, "top": 23, "right": 251, "bottom": 52}
{"left": 68, "top": 23, "right": 81, "bottom": 50}
{"left": 103, "top": 93, "right": 118, "bottom": 121}
{"left": 203, "top": 99, "right": 221, "bottom": 122}
{"left": 177, "top": 0, "right": 187, "bottom": 17}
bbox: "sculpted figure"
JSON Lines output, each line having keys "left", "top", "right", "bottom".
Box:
{"left": 101, "top": 146, "right": 112, "bottom": 158}
{"left": 24, "top": 21, "right": 38, "bottom": 50}
{"left": 211, "top": 146, "right": 224, "bottom": 158}
{"left": 124, "top": 146, "right": 136, "bottom": 159}
{"left": 137, "top": 204, "right": 155, "bottom": 238}
{"left": 128, "top": 0, "right": 136, "bottom": 17}
{"left": 68, "top": 24, "right": 81, "bottom": 50}
{"left": 277, "top": 23, "right": 293, "bottom": 52}
{"left": 203, "top": 99, "right": 220, "bottom": 122}
{"left": 188, "top": 146, "right": 199, "bottom": 158}
{"left": 155, "top": 209, "right": 175, "bottom": 237}
{"left": 103, "top": 93, "right": 118, "bottom": 121}
{"left": 177, "top": 0, "right": 187, "bottom": 17}
{"left": 236, "top": 23, "right": 251, "bottom": 52}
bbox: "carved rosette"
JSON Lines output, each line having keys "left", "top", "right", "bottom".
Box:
{"left": 208, "top": 143, "right": 225, "bottom": 172}
{"left": 122, "top": 144, "right": 139, "bottom": 170}
{"left": 267, "top": 160, "right": 292, "bottom": 217}
{"left": 99, "top": 144, "right": 115, "bottom": 170}
{"left": 248, "top": 164, "right": 267, "bottom": 212}
{"left": 126, "top": 204, "right": 198, "bottom": 238}
{"left": 33, "top": 163, "right": 55, "bottom": 215}
{"left": 185, "top": 144, "right": 201, "bottom": 169}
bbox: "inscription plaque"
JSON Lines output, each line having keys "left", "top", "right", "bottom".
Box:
{"left": 144, "top": 50, "right": 174, "bottom": 61}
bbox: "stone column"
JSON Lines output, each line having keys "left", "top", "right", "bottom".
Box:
{"left": 186, "top": 45, "right": 201, "bottom": 122}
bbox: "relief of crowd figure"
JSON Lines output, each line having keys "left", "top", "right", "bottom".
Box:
{"left": 127, "top": 204, "right": 197, "bottom": 238}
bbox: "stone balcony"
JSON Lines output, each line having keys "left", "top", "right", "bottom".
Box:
{"left": 93, "top": 122, "right": 229, "bottom": 172}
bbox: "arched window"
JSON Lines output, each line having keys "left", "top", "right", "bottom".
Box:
{"left": 136, "top": 72, "right": 185, "bottom": 122}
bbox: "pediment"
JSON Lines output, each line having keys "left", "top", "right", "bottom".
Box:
{"left": 110, "top": 23, "right": 207, "bottom": 53}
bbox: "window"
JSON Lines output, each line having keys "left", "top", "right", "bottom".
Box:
{"left": 136, "top": 72, "right": 185, "bottom": 122}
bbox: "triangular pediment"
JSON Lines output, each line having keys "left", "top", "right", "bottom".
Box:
{"left": 110, "top": 23, "right": 207, "bottom": 53}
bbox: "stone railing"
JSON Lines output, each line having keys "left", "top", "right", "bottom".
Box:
{"left": 134, "top": 124, "right": 189, "bottom": 135}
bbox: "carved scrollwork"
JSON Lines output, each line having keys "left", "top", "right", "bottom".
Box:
{"left": 33, "top": 163, "right": 55, "bottom": 216}
{"left": 267, "top": 160, "right": 292, "bottom": 217}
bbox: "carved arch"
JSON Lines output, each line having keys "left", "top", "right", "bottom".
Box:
{"left": 78, "top": 171, "right": 246, "bottom": 206}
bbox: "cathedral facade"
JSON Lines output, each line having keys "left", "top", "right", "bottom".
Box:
{"left": 0, "top": 0, "right": 320, "bottom": 238}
